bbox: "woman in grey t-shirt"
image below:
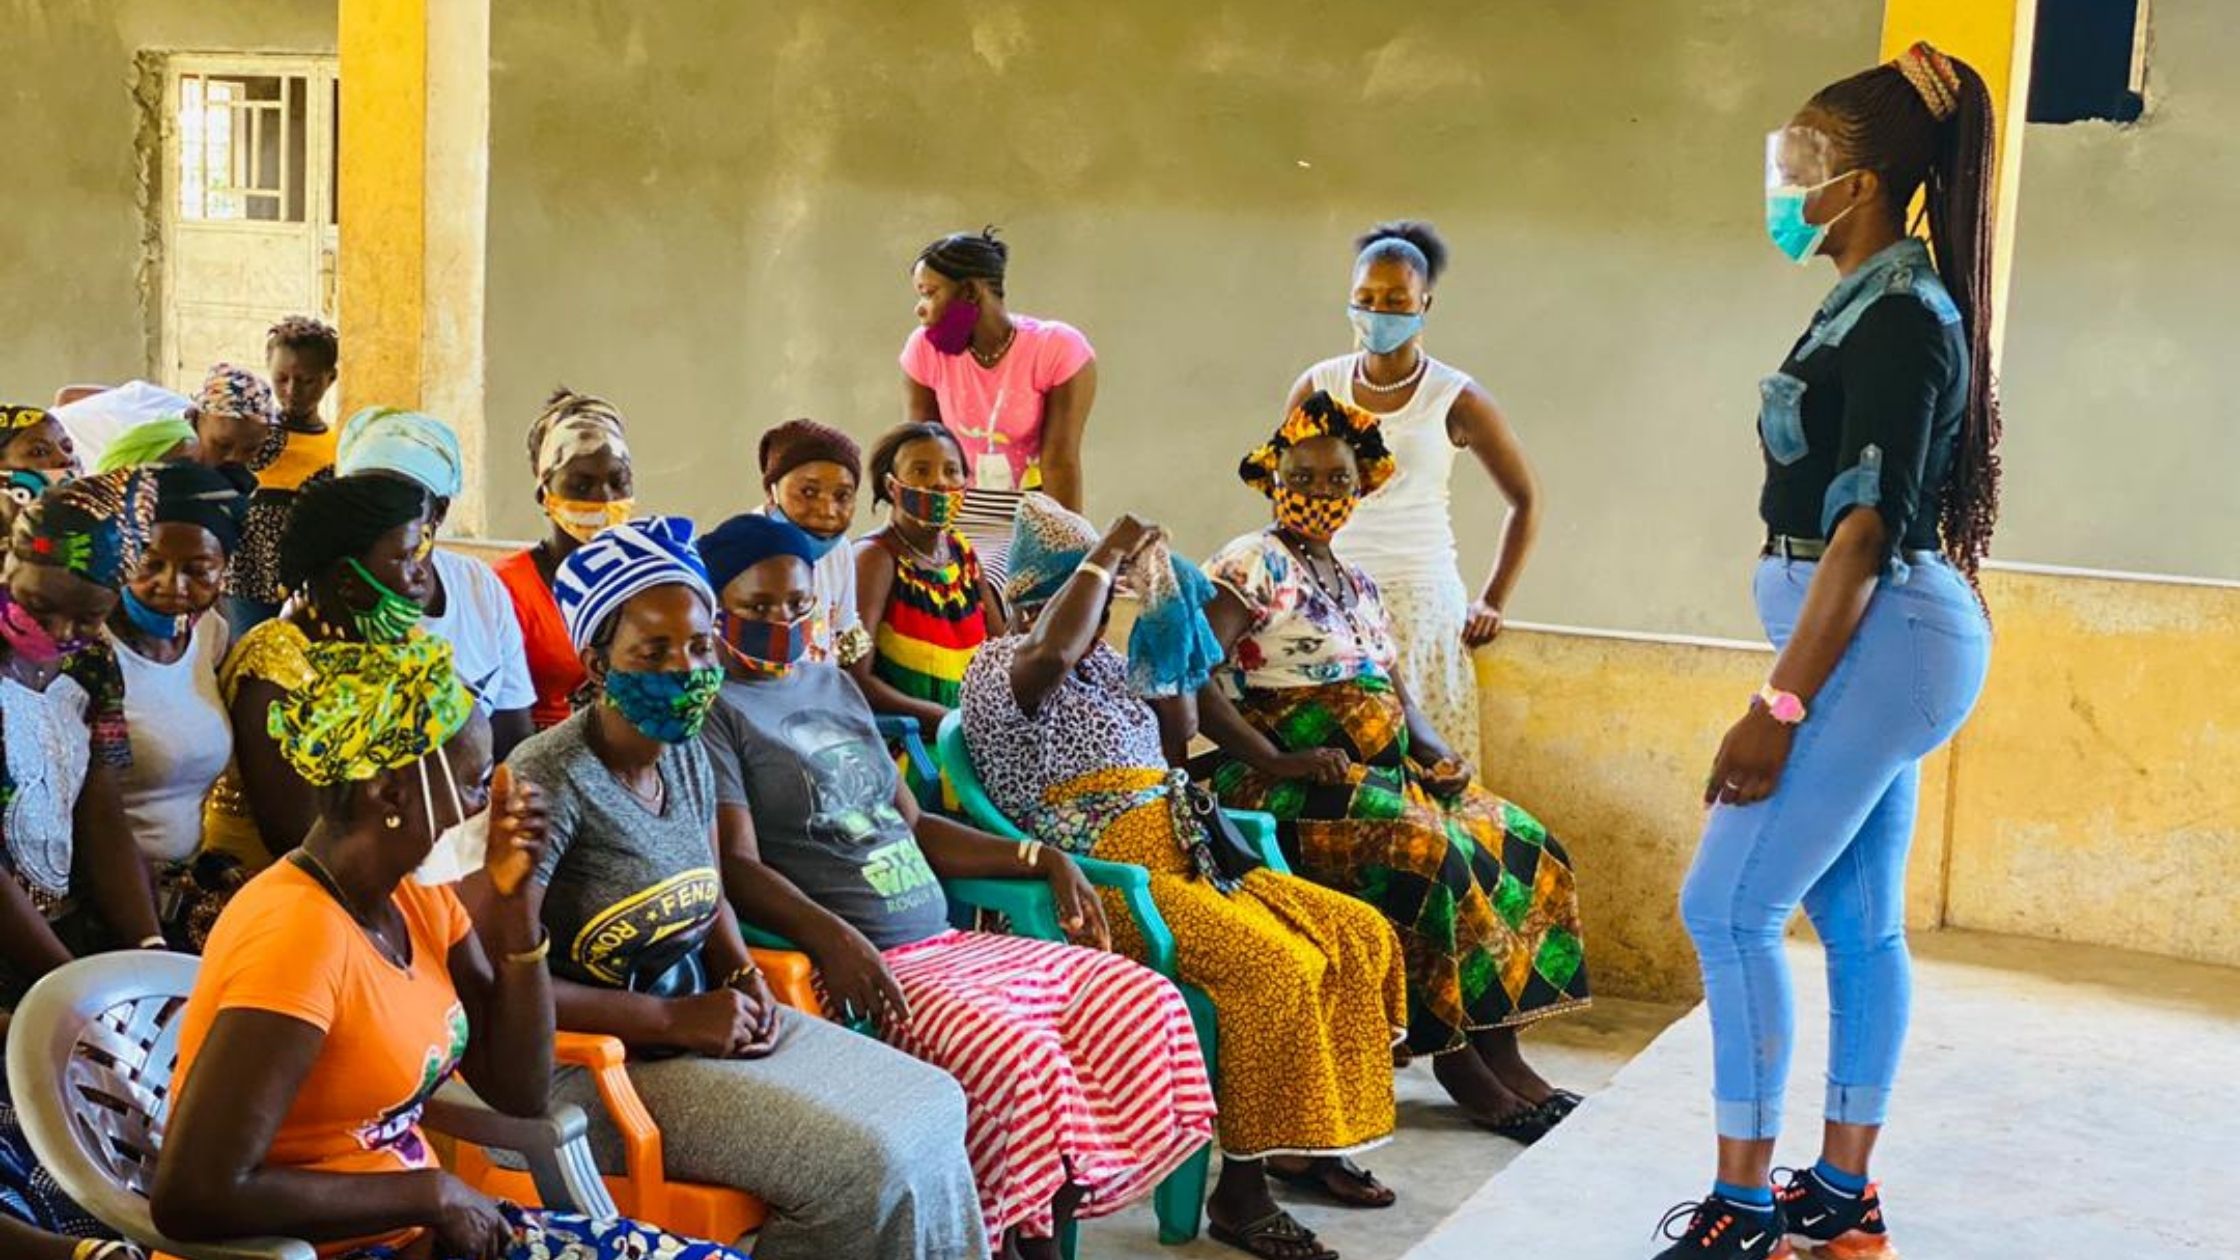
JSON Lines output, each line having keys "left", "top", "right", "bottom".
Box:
{"left": 498, "top": 514, "right": 986, "bottom": 1260}
{"left": 696, "top": 512, "right": 1216, "bottom": 1259}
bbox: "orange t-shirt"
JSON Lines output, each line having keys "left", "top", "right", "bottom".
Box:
{"left": 492, "top": 548, "right": 583, "bottom": 730}
{"left": 175, "top": 860, "right": 474, "bottom": 1255}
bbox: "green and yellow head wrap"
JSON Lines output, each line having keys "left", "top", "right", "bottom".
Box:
{"left": 269, "top": 635, "right": 472, "bottom": 787}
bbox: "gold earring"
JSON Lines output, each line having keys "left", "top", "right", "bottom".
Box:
{"left": 384, "top": 813, "right": 403, "bottom": 830}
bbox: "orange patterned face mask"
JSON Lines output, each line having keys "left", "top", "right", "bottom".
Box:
{"left": 1272, "top": 485, "right": 1357, "bottom": 541}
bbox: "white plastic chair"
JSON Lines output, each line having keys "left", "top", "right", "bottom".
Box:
{"left": 4, "top": 950, "right": 614, "bottom": 1260}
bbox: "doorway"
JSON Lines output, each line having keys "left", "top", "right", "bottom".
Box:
{"left": 154, "top": 53, "right": 339, "bottom": 398}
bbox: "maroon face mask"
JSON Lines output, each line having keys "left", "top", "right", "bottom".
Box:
{"left": 926, "top": 296, "right": 980, "bottom": 356}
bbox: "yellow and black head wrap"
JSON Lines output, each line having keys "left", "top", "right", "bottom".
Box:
{"left": 1237, "top": 390, "right": 1398, "bottom": 499}
{"left": 269, "top": 635, "right": 471, "bottom": 787}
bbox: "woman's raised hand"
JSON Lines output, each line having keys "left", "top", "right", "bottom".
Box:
{"left": 482, "top": 763, "right": 549, "bottom": 898}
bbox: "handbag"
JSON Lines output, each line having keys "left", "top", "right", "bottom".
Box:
{"left": 1176, "top": 774, "right": 1264, "bottom": 892}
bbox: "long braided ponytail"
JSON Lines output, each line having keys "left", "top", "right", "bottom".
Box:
{"left": 1808, "top": 43, "right": 2002, "bottom": 580}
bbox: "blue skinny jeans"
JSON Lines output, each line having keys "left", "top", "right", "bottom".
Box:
{"left": 1681, "top": 554, "right": 1990, "bottom": 1140}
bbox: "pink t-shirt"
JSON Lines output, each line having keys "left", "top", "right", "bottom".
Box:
{"left": 899, "top": 315, "right": 1094, "bottom": 490}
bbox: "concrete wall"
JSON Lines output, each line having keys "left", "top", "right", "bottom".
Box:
{"left": 1482, "top": 567, "right": 2238, "bottom": 1001}
{"left": 0, "top": 0, "right": 335, "bottom": 393}
{"left": 1999, "top": 1, "right": 2240, "bottom": 583}
{"left": 484, "top": 0, "right": 1892, "bottom": 641}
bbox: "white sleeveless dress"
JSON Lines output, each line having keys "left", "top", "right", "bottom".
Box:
{"left": 1308, "top": 353, "right": 1482, "bottom": 761}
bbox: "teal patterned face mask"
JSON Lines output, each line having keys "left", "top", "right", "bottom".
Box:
{"left": 344, "top": 558, "right": 424, "bottom": 643}
{"left": 603, "top": 664, "right": 724, "bottom": 743}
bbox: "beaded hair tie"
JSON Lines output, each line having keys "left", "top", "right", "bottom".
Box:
{"left": 1893, "top": 41, "right": 1962, "bottom": 121}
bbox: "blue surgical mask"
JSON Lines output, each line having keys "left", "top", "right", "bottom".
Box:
{"left": 1765, "top": 174, "right": 1858, "bottom": 265}
{"left": 769, "top": 505, "right": 843, "bottom": 562}
{"left": 1348, "top": 307, "right": 1423, "bottom": 355}
{"left": 119, "top": 587, "right": 192, "bottom": 641}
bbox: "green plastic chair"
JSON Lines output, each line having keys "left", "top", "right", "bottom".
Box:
{"left": 934, "top": 710, "right": 1289, "bottom": 1247}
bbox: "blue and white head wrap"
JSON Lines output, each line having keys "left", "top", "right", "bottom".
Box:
{"left": 555, "top": 515, "right": 716, "bottom": 653}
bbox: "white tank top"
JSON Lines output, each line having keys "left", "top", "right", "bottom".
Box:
{"left": 1309, "top": 353, "right": 1471, "bottom": 585}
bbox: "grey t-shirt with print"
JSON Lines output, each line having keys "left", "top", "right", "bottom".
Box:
{"left": 699, "top": 666, "right": 948, "bottom": 950}
{"left": 507, "top": 708, "right": 725, "bottom": 988}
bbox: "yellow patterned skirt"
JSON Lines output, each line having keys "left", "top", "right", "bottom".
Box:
{"left": 1047, "top": 767, "right": 1407, "bottom": 1159}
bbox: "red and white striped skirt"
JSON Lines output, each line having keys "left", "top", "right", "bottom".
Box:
{"left": 882, "top": 930, "right": 1216, "bottom": 1241}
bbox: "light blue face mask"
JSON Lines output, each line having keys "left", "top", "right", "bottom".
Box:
{"left": 1347, "top": 307, "right": 1424, "bottom": 355}
{"left": 1765, "top": 173, "right": 1859, "bottom": 265}
{"left": 769, "top": 504, "right": 843, "bottom": 562}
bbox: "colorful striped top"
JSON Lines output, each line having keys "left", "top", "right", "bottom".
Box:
{"left": 871, "top": 531, "right": 988, "bottom": 709}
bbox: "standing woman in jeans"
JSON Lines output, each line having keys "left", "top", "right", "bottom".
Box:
{"left": 1656, "top": 44, "right": 1998, "bottom": 1260}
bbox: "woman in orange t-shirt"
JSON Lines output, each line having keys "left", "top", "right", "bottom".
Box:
{"left": 155, "top": 635, "right": 744, "bottom": 1259}
{"left": 494, "top": 389, "right": 635, "bottom": 729}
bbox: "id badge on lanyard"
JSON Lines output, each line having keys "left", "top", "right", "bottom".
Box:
{"left": 968, "top": 385, "right": 1015, "bottom": 491}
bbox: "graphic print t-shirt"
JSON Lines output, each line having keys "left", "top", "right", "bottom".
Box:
{"left": 175, "top": 861, "right": 473, "bottom": 1255}
{"left": 700, "top": 666, "right": 947, "bottom": 949}
{"left": 507, "top": 708, "right": 724, "bottom": 987}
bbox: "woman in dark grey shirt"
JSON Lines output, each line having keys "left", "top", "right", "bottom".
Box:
{"left": 498, "top": 514, "right": 986, "bottom": 1260}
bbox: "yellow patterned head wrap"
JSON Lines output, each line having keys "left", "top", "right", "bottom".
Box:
{"left": 1237, "top": 390, "right": 1398, "bottom": 499}
{"left": 269, "top": 634, "right": 472, "bottom": 787}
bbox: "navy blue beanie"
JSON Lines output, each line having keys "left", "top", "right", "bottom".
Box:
{"left": 697, "top": 511, "right": 820, "bottom": 594}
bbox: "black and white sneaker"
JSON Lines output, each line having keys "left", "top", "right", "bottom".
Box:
{"left": 1651, "top": 1197, "right": 1787, "bottom": 1258}
{"left": 1773, "top": 1167, "right": 1898, "bottom": 1258}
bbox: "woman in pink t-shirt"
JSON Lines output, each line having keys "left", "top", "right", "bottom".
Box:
{"left": 901, "top": 228, "right": 1097, "bottom": 584}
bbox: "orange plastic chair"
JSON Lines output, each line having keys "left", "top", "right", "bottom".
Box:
{"left": 451, "top": 946, "right": 824, "bottom": 1243}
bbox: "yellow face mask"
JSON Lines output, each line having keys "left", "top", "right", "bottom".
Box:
{"left": 544, "top": 495, "right": 635, "bottom": 544}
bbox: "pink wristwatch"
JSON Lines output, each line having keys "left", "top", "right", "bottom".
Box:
{"left": 1757, "top": 684, "right": 1807, "bottom": 725}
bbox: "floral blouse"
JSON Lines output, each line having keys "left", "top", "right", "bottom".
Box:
{"left": 1206, "top": 528, "right": 1397, "bottom": 696}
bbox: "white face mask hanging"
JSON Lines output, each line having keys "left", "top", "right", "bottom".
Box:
{"left": 411, "top": 746, "right": 483, "bottom": 886}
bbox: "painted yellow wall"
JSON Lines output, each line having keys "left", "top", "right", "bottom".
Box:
{"left": 337, "top": 0, "right": 427, "bottom": 413}
{"left": 1479, "top": 568, "right": 2236, "bottom": 1002}
{"left": 1942, "top": 569, "right": 2240, "bottom": 967}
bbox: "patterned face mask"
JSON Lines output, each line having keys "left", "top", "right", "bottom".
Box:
{"left": 1272, "top": 485, "right": 1358, "bottom": 542}
{"left": 603, "top": 664, "right": 724, "bottom": 743}
{"left": 889, "top": 478, "right": 965, "bottom": 530}
{"left": 717, "top": 611, "right": 812, "bottom": 678}
{"left": 344, "top": 557, "right": 424, "bottom": 643}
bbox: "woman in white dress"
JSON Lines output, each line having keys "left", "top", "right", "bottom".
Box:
{"left": 1284, "top": 221, "right": 1543, "bottom": 764}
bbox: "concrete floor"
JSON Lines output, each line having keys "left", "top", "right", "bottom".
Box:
{"left": 1409, "top": 931, "right": 2240, "bottom": 1259}
{"left": 1080, "top": 998, "right": 1684, "bottom": 1260}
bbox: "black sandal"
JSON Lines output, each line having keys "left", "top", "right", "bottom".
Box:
{"left": 1267, "top": 1155, "right": 1397, "bottom": 1209}
{"left": 1540, "top": 1088, "right": 1585, "bottom": 1122}
{"left": 1208, "top": 1208, "right": 1341, "bottom": 1260}
{"left": 1473, "top": 1103, "right": 1557, "bottom": 1146}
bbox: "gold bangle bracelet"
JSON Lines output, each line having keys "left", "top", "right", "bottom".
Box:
{"left": 503, "top": 932, "right": 551, "bottom": 966}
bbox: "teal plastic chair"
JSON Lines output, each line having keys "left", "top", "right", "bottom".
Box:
{"left": 874, "top": 713, "right": 942, "bottom": 811}
{"left": 934, "top": 710, "right": 1289, "bottom": 1246}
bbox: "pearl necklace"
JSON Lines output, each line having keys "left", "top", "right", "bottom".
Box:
{"left": 1353, "top": 351, "right": 1427, "bottom": 394}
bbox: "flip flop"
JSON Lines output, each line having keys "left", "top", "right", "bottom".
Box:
{"left": 1207, "top": 1208, "right": 1340, "bottom": 1260}
{"left": 1267, "top": 1155, "right": 1397, "bottom": 1208}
